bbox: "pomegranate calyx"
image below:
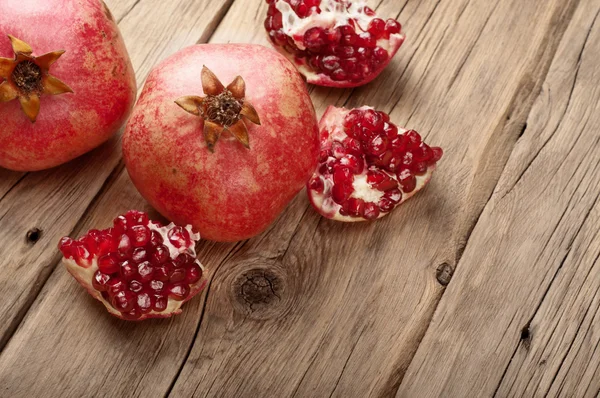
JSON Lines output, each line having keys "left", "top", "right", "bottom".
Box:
{"left": 0, "top": 35, "right": 73, "bottom": 123}
{"left": 175, "top": 65, "right": 261, "bottom": 152}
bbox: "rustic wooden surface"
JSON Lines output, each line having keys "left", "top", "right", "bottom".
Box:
{"left": 0, "top": 0, "right": 599, "bottom": 396}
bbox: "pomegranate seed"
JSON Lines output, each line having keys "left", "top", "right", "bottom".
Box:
{"left": 168, "top": 226, "right": 191, "bottom": 249}
{"left": 98, "top": 254, "right": 120, "bottom": 274}
{"left": 357, "top": 32, "right": 376, "bottom": 48}
{"left": 367, "top": 135, "right": 388, "bottom": 156}
{"left": 106, "top": 278, "right": 126, "bottom": 297}
{"left": 363, "top": 109, "right": 384, "bottom": 130}
{"left": 413, "top": 162, "right": 428, "bottom": 175}
{"left": 332, "top": 69, "right": 347, "bottom": 81}
{"left": 168, "top": 284, "right": 190, "bottom": 301}
{"left": 129, "top": 225, "right": 150, "bottom": 247}
{"left": 378, "top": 198, "right": 395, "bottom": 212}
{"left": 339, "top": 154, "right": 364, "bottom": 174}
{"left": 153, "top": 295, "right": 168, "bottom": 312}
{"left": 326, "top": 28, "right": 341, "bottom": 43}
{"left": 117, "top": 234, "right": 133, "bottom": 259}
{"left": 391, "top": 134, "right": 407, "bottom": 153}
{"left": 332, "top": 183, "right": 353, "bottom": 204}
{"left": 129, "top": 280, "right": 143, "bottom": 293}
{"left": 344, "top": 137, "right": 362, "bottom": 154}
{"left": 186, "top": 263, "right": 203, "bottom": 284}
{"left": 333, "top": 166, "right": 353, "bottom": 184}
{"left": 341, "top": 58, "right": 358, "bottom": 73}
{"left": 405, "top": 130, "right": 422, "bottom": 147}
{"left": 364, "top": 203, "right": 380, "bottom": 220}
{"left": 386, "top": 156, "right": 402, "bottom": 173}
{"left": 397, "top": 169, "right": 416, "bottom": 193}
{"left": 170, "top": 268, "right": 186, "bottom": 283}
{"left": 111, "top": 290, "right": 136, "bottom": 312}
{"left": 97, "top": 232, "right": 115, "bottom": 255}
{"left": 431, "top": 147, "right": 444, "bottom": 162}
{"left": 356, "top": 47, "right": 372, "bottom": 60}
{"left": 154, "top": 265, "right": 171, "bottom": 282}
{"left": 385, "top": 188, "right": 403, "bottom": 203}
{"left": 125, "top": 210, "right": 148, "bottom": 226}
{"left": 322, "top": 55, "right": 341, "bottom": 71}
{"left": 149, "top": 280, "right": 165, "bottom": 294}
{"left": 151, "top": 244, "right": 170, "bottom": 265}
{"left": 372, "top": 47, "right": 388, "bottom": 65}
{"left": 308, "top": 176, "right": 324, "bottom": 193}
{"left": 363, "top": 6, "right": 376, "bottom": 16}
{"left": 272, "top": 13, "right": 283, "bottom": 30}
{"left": 347, "top": 198, "right": 365, "bottom": 217}
{"left": 122, "top": 308, "right": 142, "bottom": 320}
{"left": 385, "top": 19, "right": 402, "bottom": 37}
{"left": 73, "top": 243, "right": 92, "bottom": 266}
{"left": 149, "top": 230, "right": 163, "bottom": 246}
{"left": 137, "top": 261, "right": 155, "bottom": 282}
{"left": 92, "top": 271, "right": 112, "bottom": 292}
{"left": 120, "top": 260, "right": 138, "bottom": 280}
{"left": 305, "top": 0, "right": 319, "bottom": 7}
{"left": 296, "top": 3, "right": 309, "bottom": 17}
{"left": 402, "top": 152, "right": 414, "bottom": 166}
{"left": 368, "top": 18, "right": 386, "bottom": 38}
{"left": 308, "top": 55, "right": 322, "bottom": 71}
{"left": 137, "top": 292, "right": 154, "bottom": 314}
{"left": 337, "top": 46, "right": 355, "bottom": 58}
{"left": 304, "top": 27, "right": 325, "bottom": 51}
{"left": 131, "top": 247, "right": 148, "bottom": 263}
{"left": 174, "top": 253, "right": 195, "bottom": 267}
{"left": 59, "top": 237, "right": 75, "bottom": 259}
{"left": 367, "top": 169, "right": 386, "bottom": 185}
{"left": 375, "top": 176, "right": 399, "bottom": 191}
{"left": 318, "top": 149, "right": 332, "bottom": 162}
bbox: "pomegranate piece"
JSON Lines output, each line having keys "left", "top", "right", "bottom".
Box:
{"left": 58, "top": 210, "right": 207, "bottom": 321}
{"left": 264, "top": 0, "right": 405, "bottom": 88}
{"left": 0, "top": 0, "right": 136, "bottom": 171}
{"left": 307, "top": 106, "right": 443, "bottom": 221}
{"left": 122, "top": 44, "right": 319, "bottom": 242}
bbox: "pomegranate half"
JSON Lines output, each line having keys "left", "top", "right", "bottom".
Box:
{"left": 123, "top": 44, "right": 319, "bottom": 242}
{"left": 265, "top": 0, "right": 404, "bottom": 87}
{"left": 307, "top": 106, "right": 443, "bottom": 221}
{"left": 59, "top": 210, "right": 207, "bottom": 320}
{"left": 0, "top": 0, "right": 136, "bottom": 171}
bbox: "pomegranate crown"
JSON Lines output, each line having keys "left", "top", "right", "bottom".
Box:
{"left": 0, "top": 35, "right": 73, "bottom": 123}
{"left": 175, "top": 66, "right": 261, "bottom": 152}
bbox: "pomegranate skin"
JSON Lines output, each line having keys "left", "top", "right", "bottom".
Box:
{"left": 0, "top": 0, "right": 136, "bottom": 171}
{"left": 123, "top": 44, "right": 319, "bottom": 242}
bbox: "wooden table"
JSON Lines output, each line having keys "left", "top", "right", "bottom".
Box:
{"left": 1, "top": 0, "right": 599, "bottom": 396}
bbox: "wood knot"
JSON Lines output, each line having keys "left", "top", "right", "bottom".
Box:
{"left": 232, "top": 268, "right": 285, "bottom": 320}
{"left": 26, "top": 228, "right": 42, "bottom": 244}
{"left": 436, "top": 263, "right": 454, "bottom": 286}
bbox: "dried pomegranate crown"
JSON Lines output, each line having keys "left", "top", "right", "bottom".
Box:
{"left": 175, "top": 66, "right": 261, "bottom": 152}
{"left": 0, "top": 35, "right": 73, "bottom": 122}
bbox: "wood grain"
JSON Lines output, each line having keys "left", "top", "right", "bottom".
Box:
{"left": 0, "top": 0, "right": 596, "bottom": 396}
{"left": 397, "top": 0, "right": 600, "bottom": 396}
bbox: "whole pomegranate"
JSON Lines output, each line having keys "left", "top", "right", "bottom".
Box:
{"left": 123, "top": 44, "right": 319, "bottom": 242}
{"left": 308, "top": 106, "right": 443, "bottom": 221}
{"left": 0, "top": 0, "right": 136, "bottom": 171}
{"left": 265, "top": 0, "right": 404, "bottom": 87}
{"left": 59, "top": 210, "right": 207, "bottom": 320}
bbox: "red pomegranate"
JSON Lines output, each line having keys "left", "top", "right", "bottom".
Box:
{"left": 59, "top": 210, "right": 207, "bottom": 320}
{"left": 0, "top": 0, "right": 136, "bottom": 171}
{"left": 264, "top": 0, "right": 404, "bottom": 87}
{"left": 123, "top": 44, "right": 319, "bottom": 242}
{"left": 308, "top": 106, "right": 443, "bottom": 221}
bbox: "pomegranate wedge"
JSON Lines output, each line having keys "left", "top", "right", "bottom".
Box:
{"left": 307, "top": 106, "right": 443, "bottom": 221}
{"left": 59, "top": 211, "right": 206, "bottom": 320}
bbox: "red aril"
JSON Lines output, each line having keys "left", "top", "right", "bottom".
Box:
{"left": 0, "top": 0, "right": 136, "bottom": 171}
{"left": 264, "top": 0, "right": 405, "bottom": 87}
{"left": 123, "top": 44, "right": 319, "bottom": 242}
{"left": 307, "top": 106, "right": 443, "bottom": 221}
{"left": 58, "top": 210, "right": 206, "bottom": 320}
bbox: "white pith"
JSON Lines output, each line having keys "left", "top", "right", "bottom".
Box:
{"left": 308, "top": 106, "right": 436, "bottom": 222}
{"left": 272, "top": 0, "right": 405, "bottom": 86}
{"left": 62, "top": 222, "right": 205, "bottom": 319}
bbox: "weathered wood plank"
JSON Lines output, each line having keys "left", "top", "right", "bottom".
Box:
{"left": 397, "top": 0, "right": 600, "bottom": 396}
{"left": 168, "top": 0, "right": 580, "bottom": 397}
{"left": 0, "top": 0, "right": 233, "bottom": 354}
